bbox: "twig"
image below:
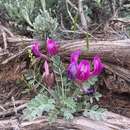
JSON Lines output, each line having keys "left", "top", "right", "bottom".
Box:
{"left": 0, "top": 103, "right": 27, "bottom": 117}
{"left": 21, "top": 117, "right": 48, "bottom": 127}
{"left": 63, "top": 2, "right": 97, "bottom": 40}
{"left": 2, "top": 100, "right": 28, "bottom": 108}
{"left": 41, "top": 53, "right": 50, "bottom": 61}
{"left": 1, "top": 46, "right": 31, "bottom": 64}
{"left": 111, "top": 18, "right": 130, "bottom": 24}
{"left": 66, "top": 0, "right": 78, "bottom": 11}
{"left": 0, "top": 25, "right": 14, "bottom": 37}
{"left": 0, "top": 105, "right": 6, "bottom": 111}
{"left": 60, "top": 28, "right": 85, "bottom": 34}
{"left": 1, "top": 29, "right": 7, "bottom": 49}
{"left": 0, "top": 50, "right": 9, "bottom": 56}
{"left": 60, "top": 14, "right": 66, "bottom": 29}
{"left": 12, "top": 97, "right": 17, "bottom": 116}
{"left": 78, "top": 0, "right": 87, "bottom": 30}
{"left": 65, "top": 0, "right": 81, "bottom": 30}
{"left": 0, "top": 37, "right": 33, "bottom": 44}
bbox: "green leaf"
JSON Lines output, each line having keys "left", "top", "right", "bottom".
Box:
{"left": 48, "top": 109, "right": 59, "bottom": 123}
{"left": 83, "top": 106, "right": 106, "bottom": 121}
{"left": 61, "top": 108, "right": 74, "bottom": 120}
{"left": 91, "top": 105, "right": 99, "bottom": 111}
{"left": 85, "top": 103, "right": 91, "bottom": 109}
{"left": 21, "top": 8, "right": 33, "bottom": 26}
{"left": 33, "top": 9, "right": 58, "bottom": 36}
{"left": 63, "top": 110, "right": 74, "bottom": 120}
{"left": 40, "top": 0, "right": 46, "bottom": 10}
{"left": 63, "top": 97, "right": 76, "bottom": 111}
{"left": 23, "top": 94, "right": 55, "bottom": 120}
{"left": 94, "top": 92, "right": 102, "bottom": 101}
{"left": 28, "top": 80, "right": 35, "bottom": 85}
{"left": 52, "top": 56, "right": 61, "bottom": 66}
{"left": 83, "top": 77, "right": 98, "bottom": 89}
{"left": 88, "top": 77, "right": 98, "bottom": 85}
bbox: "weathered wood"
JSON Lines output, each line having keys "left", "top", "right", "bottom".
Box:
{"left": 1, "top": 37, "right": 130, "bottom": 80}
{"left": 0, "top": 111, "right": 130, "bottom": 130}
{"left": 60, "top": 39, "right": 130, "bottom": 70}
{"left": 1, "top": 36, "right": 130, "bottom": 70}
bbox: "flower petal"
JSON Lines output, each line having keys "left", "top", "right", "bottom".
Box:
{"left": 71, "top": 50, "right": 81, "bottom": 63}
{"left": 67, "top": 62, "right": 78, "bottom": 80}
{"left": 82, "top": 87, "right": 95, "bottom": 95}
{"left": 31, "top": 41, "right": 41, "bottom": 57}
{"left": 91, "top": 56, "right": 104, "bottom": 76}
{"left": 47, "top": 38, "right": 59, "bottom": 56}
{"left": 76, "top": 60, "right": 90, "bottom": 81}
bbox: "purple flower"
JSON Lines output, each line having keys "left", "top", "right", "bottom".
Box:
{"left": 31, "top": 41, "right": 41, "bottom": 57}
{"left": 47, "top": 38, "right": 59, "bottom": 56}
{"left": 81, "top": 87, "right": 95, "bottom": 95}
{"left": 76, "top": 60, "right": 90, "bottom": 81}
{"left": 91, "top": 56, "right": 104, "bottom": 76}
{"left": 67, "top": 50, "right": 81, "bottom": 80}
{"left": 67, "top": 51, "right": 104, "bottom": 83}
{"left": 71, "top": 50, "right": 81, "bottom": 62}
{"left": 67, "top": 62, "right": 78, "bottom": 80}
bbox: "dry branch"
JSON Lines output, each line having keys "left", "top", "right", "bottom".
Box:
{"left": 0, "top": 103, "right": 27, "bottom": 117}
{"left": 78, "top": 0, "right": 87, "bottom": 30}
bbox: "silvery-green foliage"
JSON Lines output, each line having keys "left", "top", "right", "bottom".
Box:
{"left": 23, "top": 94, "right": 55, "bottom": 121}
{"left": 1, "top": 0, "right": 58, "bottom": 38}
{"left": 33, "top": 10, "right": 58, "bottom": 38}
{"left": 3, "top": 0, "right": 35, "bottom": 24}
{"left": 82, "top": 77, "right": 98, "bottom": 89}
{"left": 83, "top": 104, "right": 106, "bottom": 120}
{"left": 60, "top": 97, "right": 77, "bottom": 120}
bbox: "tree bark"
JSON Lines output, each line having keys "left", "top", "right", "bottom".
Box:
{"left": 60, "top": 39, "right": 130, "bottom": 70}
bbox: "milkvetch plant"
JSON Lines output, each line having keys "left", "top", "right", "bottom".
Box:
{"left": 23, "top": 38, "right": 106, "bottom": 122}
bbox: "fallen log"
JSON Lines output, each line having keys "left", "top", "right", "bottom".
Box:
{"left": 1, "top": 37, "right": 130, "bottom": 82}
{"left": 60, "top": 39, "right": 130, "bottom": 70}
{"left": 1, "top": 36, "right": 130, "bottom": 92}
{"left": 0, "top": 111, "right": 130, "bottom": 130}
{"left": 1, "top": 36, "right": 130, "bottom": 70}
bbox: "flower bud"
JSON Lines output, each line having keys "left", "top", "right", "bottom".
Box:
{"left": 47, "top": 38, "right": 59, "bottom": 56}
{"left": 31, "top": 41, "right": 41, "bottom": 58}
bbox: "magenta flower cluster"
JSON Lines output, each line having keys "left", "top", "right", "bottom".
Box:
{"left": 31, "top": 38, "right": 58, "bottom": 87}
{"left": 31, "top": 38, "right": 103, "bottom": 86}
{"left": 67, "top": 50, "right": 104, "bottom": 82}
{"left": 31, "top": 38, "right": 59, "bottom": 57}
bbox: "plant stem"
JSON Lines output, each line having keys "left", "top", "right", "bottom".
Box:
{"left": 59, "top": 68, "right": 65, "bottom": 99}
{"left": 35, "top": 79, "right": 52, "bottom": 96}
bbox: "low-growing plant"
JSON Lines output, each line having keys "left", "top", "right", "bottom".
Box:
{"left": 0, "top": 0, "right": 58, "bottom": 39}
{"left": 23, "top": 38, "right": 106, "bottom": 122}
